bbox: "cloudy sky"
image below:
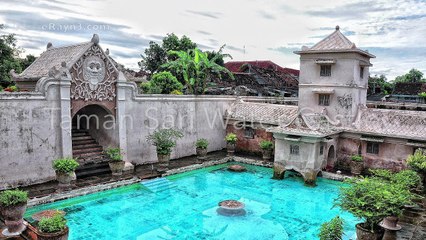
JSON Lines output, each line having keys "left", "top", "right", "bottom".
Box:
{"left": 1, "top": 0, "right": 425, "bottom": 80}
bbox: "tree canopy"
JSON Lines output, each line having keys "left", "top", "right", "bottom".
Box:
{"left": 368, "top": 74, "right": 393, "bottom": 95}
{"left": 138, "top": 33, "right": 197, "bottom": 74}
{"left": 394, "top": 68, "right": 425, "bottom": 83}
{"left": 161, "top": 48, "right": 233, "bottom": 95}
{"left": 0, "top": 24, "right": 36, "bottom": 88}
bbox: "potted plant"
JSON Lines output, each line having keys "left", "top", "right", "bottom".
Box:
{"left": 195, "top": 138, "right": 209, "bottom": 161}
{"left": 37, "top": 212, "right": 69, "bottom": 240}
{"left": 318, "top": 216, "right": 344, "bottom": 240}
{"left": 146, "top": 128, "right": 183, "bottom": 172}
{"left": 225, "top": 133, "right": 237, "bottom": 156}
{"left": 105, "top": 148, "right": 125, "bottom": 176}
{"left": 259, "top": 140, "right": 274, "bottom": 161}
{"left": 350, "top": 155, "right": 363, "bottom": 175}
{"left": 52, "top": 158, "right": 79, "bottom": 187}
{"left": 0, "top": 189, "right": 28, "bottom": 235}
{"left": 407, "top": 149, "right": 426, "bottom": 190}
{"left": 335, "top": 177, "right": 413, "bottom": 240}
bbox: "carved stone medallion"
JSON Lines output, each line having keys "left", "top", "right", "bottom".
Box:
{"left": 71, "top": 45, "right": 117, "bottom": 101}
{"left": 83, "top": 55, "right": 105, "bottom": 91}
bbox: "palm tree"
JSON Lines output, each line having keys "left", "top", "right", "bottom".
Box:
{"left": 162, "top": 47, "right": 234, "bottom": 94}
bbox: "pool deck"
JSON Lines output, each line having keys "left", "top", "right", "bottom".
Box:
{"left": 1, "top": 151, "right": 426, "bottom": 239}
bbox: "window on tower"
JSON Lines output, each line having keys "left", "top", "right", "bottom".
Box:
{"left": 320, "top": 65, "right": 331, "bottom": 77}
{"left": 360, "top": 66, "right": 364, "bottom": 79}
{"left": 319, "top": 94, "right": 330, "bottom": 106}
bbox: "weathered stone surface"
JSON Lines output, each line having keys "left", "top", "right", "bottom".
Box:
{"left": 228, "top": 165, "right": 247, "bottom": 172}
{"left": 273, "top": 163, "right": 285, "bottom": 179}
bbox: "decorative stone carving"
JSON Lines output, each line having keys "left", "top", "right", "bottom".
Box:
{"left": 83, "top": 56, "right": 106, "bottom": 91}
{"left": 338, "top": 94, "right": 352, "bottom": 109}
{"left": 71, "top": 45, "right": 117, "bottom": 101}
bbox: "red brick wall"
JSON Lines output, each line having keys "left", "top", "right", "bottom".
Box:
{"left": 226, "top": 124, "right": 273, "bottom": 155}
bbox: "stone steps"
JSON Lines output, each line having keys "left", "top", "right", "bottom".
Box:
{"left": 140, "top": 178, "right": 176, "bottom": 192}
{"left": 72, "top": 128, "right": 111, "bottom": 178}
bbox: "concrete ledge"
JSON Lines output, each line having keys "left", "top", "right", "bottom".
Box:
{"left": 28, "top": 177, "right": 140, "bottom": 207}
{"left": 321, "top": 171, "right": 352, "bottom": 181}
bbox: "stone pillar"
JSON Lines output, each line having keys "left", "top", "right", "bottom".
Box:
{"left": 273, "top": 163, "right": 286, "bottom": 180}
{"left": 116, "top": 72, "right": 129, "bottom": 162}
{"left": 303, "top": 169, "right": 318, "bottom": 186}
{"left": 59, "top": 76, "right": 72, "bottom": 157}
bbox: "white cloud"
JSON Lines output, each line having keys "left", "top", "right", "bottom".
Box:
{"left": 0, "top": 0, "right": 425, "bottom": 79}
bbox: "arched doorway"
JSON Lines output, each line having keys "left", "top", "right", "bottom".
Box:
{"left": 326, "top": 145, "right": 335, "bottom": 170}
{"left": 72, "top": 104, "right": 118, "bottom": 162}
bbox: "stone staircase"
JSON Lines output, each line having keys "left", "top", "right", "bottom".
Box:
{"left": 72, "top": 128, "right": 111, "bottom": 178}
{"left": 140, "top": 178, "right": 177, "bottom": 193}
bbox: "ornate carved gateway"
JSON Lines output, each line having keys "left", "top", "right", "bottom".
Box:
{"left": 70, "top": 39, "right": 118, "bottom": 117}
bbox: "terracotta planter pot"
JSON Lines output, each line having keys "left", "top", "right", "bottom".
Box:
{"left": 55, "top": 171, "right": 74, "bottom": 187}
{"left": 157, "top": 153, "right": 170, "bottom": 172}
{"left": 226, "top": 142, "right": 236, "bottom": 156}
{"left": 1, "top": 202, "right": 27, "bottom": 235}
{"left": 350, "top": 161, "right": 364, "bottom": 175}
{"left": 380, "top": 216, "right": 401, "bottom": 231}
{"left": 355, "top": 223, "right": 384, "bottom": 240}
{"left": 37, "top": 226, "right": 69, "bottom": 240}
{"left": 262, "top": 149, "right": 273, "bottom": 161}
{"left": 109, "top": 161, "right": 125, "bottom": 176}
{"left": 196, "top": 148, "right": 208, "bottom": 160}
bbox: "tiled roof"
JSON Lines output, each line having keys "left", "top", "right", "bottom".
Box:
{"left": 224, "top": 61, "right": 300, "bottom": 76}
{"left": 225, "top": 101, "right": 298, "bottom": 125}
{"left": 294, "top": 26, "right": 375, "bottom": 58}
{"left": 352, "top": 108, "right": 426, "bottom": 140}
{"left": 393, "top": 82, "right": 426, "bottom": 95}
{"left": 310, "top": 29, "right": 355, "bottom": 51}
{"left": 15, "top": 42, "right": 94, "bottom": 79}
{"left": 270, "top": 113, "right": 342, "bottom": 137}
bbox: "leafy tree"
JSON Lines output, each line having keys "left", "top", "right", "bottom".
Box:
{"left": 0, "top": 24, "right": 35, "bottom": 88}
{"left": 368, "top": 74, "right": 393, "bottom": 95}
{"left": 138, "top": 42, "right": 167, "bottom": 74}
{"left": 394, "top": 68, "right": 425, "bottom": 83}
{"left": 139, "top": 33, "right": 197, "bottom": 74}
{"left": 318, "top": 216, "right": 344, "bottom": 240}
{"left": 19, "top": 54, "right": 36, "bottom": 70}
{"left": 142, "top": 71, "right": 183, "bottom": 94}
{"left": 0, "top": 24, "right": 23, "bottom": 87}
{"left": 162, "top": 48, "right": 234, "bottom": 94}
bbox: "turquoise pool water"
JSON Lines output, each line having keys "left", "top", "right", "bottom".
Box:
{"left": 26, "top": 163, "right": 358, "bottom": 240}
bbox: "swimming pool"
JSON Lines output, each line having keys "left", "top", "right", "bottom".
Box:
{"left": 26, "top": 163, "right": 358, "bottom": 240}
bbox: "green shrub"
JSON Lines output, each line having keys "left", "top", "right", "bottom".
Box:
{"left": 0, "top": 189, "right": 28, "bottom": 207}
{"left": 52, "top": 158, "right": 79, "bottom": 173}
{"left": 419, "top": 92, "right": 426, "bottom": 98}
{"left": 259, "top": 140, "right": 274, "bottom": 150}
{"left": 225, "top": 133, "right": 237, "bottom": 144}
{"left": 335, "top": 177, "right": 413, "bottom": 231}
{"left": 38, "top": 213, "right": 67, "bottom": 233}
{"left": 369, "top": 169, "right": 393, "bottom": 180}
{"left": 393, "top": 170, "right": 421, "bottom": 189}
{"left": 351, "top": 155, "right": 363, "bottom": 162}
{"left": 318, "top": 216, "right": 344, "bottom": 240}
{"left": 0, "top": 86, "right": 3, "bottom": 92}
{"left": 105, "top": 148, "right": 122, "bottom": 161}
{"left": 170, "top": 89, "right": 183, "bottom": 95}
{"left": 407, "top": 149, "right": 426, "bottom": 172}
{"left": 140, "top": 71, "right": 184, "bottom": 94}
{"left": 140, "top": 81, "right": 162, "bottom": 94}
{"left": 195, "top": 138, "right": 209, "bottom": 149}
{"left": 146, "top": 128, "right": 184, "bottom": 155}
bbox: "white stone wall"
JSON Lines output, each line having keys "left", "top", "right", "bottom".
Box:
{"left": 0, "top": 83, "right": 67, "bottom": 189}
{"left": 0, "top": 79, "right": 236, "bottom": 189}
{"left": 118, "top": 83, "right": 235, "bottom": 164}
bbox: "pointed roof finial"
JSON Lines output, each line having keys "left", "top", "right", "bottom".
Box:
{"left": 91, "top": 34, "right": 99, "bottom": 45}
{"left": 47, "top": 42, "right": 53, "bottom": 50}
{"left": 105, "top": 48, "right": 110, "bottom": 55}
{"left": 335, "top": 25, "right": 340, "bottom": 31}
